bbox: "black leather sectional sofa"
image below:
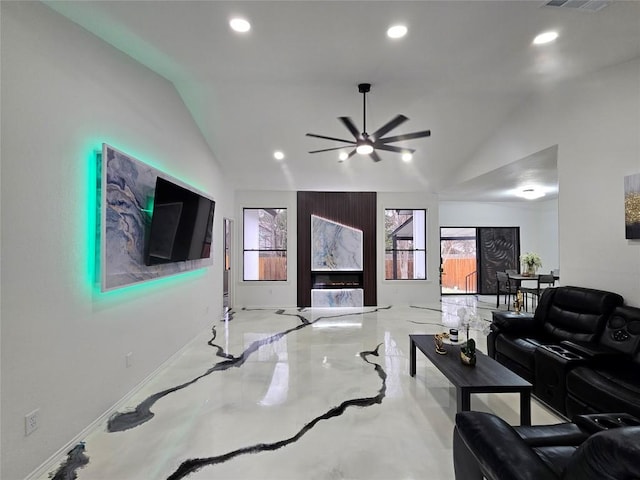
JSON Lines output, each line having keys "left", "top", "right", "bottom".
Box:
{"left": 453, "top": 410, "right": 640, "bottom": 480}
{"left": 487, "top": 285, "right": 640, "bottom": 418}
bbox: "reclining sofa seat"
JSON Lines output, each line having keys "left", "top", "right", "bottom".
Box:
{"left": 487, "top": 286, "right": 623, "bottom": 383}
{"left": 565, "top": 305, "right": 640, "bottom": 418}
{"left": 453, "top": 411, "right": 640, "bottom": 480}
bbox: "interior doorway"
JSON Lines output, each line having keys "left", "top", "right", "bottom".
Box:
{"left": 223, "top": 217, "right": 233, "bottom": 315}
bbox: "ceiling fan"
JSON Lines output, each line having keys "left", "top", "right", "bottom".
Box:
{"left": 306, "top": 83, "right": 431, "bottom": 162}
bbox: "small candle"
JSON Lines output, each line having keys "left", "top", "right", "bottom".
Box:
{"left": 449, "top": 329, "right": 459, "bottom": 342}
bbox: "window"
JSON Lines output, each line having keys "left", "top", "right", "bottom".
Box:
{"left": 243, "top": 208, "right": 287, "bottom": 281}
{"left": 385, "top": 209, "right": 427, "bottom": 280}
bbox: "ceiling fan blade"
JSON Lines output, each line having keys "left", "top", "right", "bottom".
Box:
{"left": 369, "top": 150, "right": 382, "bottom": 163}
{"left": 371, "top": 114, "right": 408, "bottom": 140}
{"left": 306, "top": 133, "right": 357, "bottom": 144}
{"left": 347, "top": 149, "right": 358, "bottom": 159}
{"left": 339, "top": 117, "right": 362, "bottom": 139}
{"left": 309, "top": 146, "right": 354, "bottom": 154}
{"left": 379, "top": 130, "right": 431, "bottom": 144}
{"left": 373, "top": 144, "right": 416, "bottom": 154}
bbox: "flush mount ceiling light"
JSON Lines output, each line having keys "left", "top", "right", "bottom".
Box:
{"left": 387, "top": 24, "right": 408, "bottom": 39}
{"left": 273, "top": 151, "right": 285, "bottom": 160}
{"left": 533, "top": 31, "right": 558, "bottom": 45}
{"left": 229, "top": 18, "right": 251, "bottom": 33}
{"left": 516, "top": 186, "right": 546, "bottom": 200}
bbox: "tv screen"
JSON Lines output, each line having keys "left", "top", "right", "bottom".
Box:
{"left": 145, "top": 176, "right": 215, "bottom": 266}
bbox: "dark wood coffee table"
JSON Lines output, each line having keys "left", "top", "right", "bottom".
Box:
{"left": 409, "top": 334, "right": 532, "bottom": 425}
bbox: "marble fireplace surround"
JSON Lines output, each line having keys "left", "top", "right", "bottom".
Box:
{"left": 311, "top": 215, "right": 364, "bottom": 307}
{"left": 296, "top": 191, "right": 377, "bottom": 307}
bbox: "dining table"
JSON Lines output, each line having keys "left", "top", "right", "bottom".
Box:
{"left": 507, "top": 273, "right": 560, "bottom": 283}
{"left": 504, "top": 273, "right": 560, "bottom": 311}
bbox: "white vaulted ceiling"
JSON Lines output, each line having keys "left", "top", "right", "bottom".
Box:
{"left": 45, "top": 0, "right": 640, "bottom": 199}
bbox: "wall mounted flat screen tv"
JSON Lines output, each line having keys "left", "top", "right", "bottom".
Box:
{"left": 145, "top": 176, "right": 215, "bottom": 266}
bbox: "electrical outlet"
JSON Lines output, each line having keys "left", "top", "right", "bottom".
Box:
{"left": 25, "top": 409, "right": 40, "bottom": 436}
{"left": 125, "top": 352, "right": 133, "bottom": 368}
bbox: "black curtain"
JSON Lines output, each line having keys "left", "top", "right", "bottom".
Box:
{"left": 477, "top": 227, "right": 520, "bottom": 295}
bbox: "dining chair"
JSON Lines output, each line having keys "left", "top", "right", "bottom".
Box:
{"left": 496, "top": 271, "right": 516, "bottom": 309}
{"left": 505, "top": 270, "right": 522, "bottom": 291}
{"left": 522, "top": 274, "right": 556, "bottom": 310}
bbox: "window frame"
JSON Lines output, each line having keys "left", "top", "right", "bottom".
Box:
{"left": 242, "top": 207, "right": 288, "bottom": 282}
{"left": 384, "top": 208, "right": 427, "bottom": 281}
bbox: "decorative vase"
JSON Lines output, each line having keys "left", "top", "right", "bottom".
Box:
{"left": 460, "top": 338, "right": 476, "bottom": 366}
{"left": 524, "top": 264, "right": 537, "bottom": 276}
{"left": 460, "top": 351, "right": 476, "bottom": 366}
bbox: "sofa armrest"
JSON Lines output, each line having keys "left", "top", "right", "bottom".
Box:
{"left": 491, "top": 311, "right": 538, "bottom": 335}
{"left": 454, "top": 412, "right": 558, "bottom": 480}
{"left": 560, "top": 340, "right": 625, "bottom": 362}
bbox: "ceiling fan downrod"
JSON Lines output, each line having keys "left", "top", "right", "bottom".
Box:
{"left": 358, "top": 83, "right": 371, "bottom": 137}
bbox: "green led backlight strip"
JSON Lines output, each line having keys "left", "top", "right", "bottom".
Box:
{"left": 87, "top": 143, "right": 209, "bottom": 297}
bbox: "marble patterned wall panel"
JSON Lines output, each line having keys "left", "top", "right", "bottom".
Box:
{"left": 311, "top": 215, "right": 363, "bottom": 271}
{"left": 101, "top": 144, "right": 211, "bottom": 291}
{"left": 311, "top": 289, "right": 364, "bottom": 307}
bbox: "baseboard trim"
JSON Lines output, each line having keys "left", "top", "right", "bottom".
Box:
{"left": 24, "top": 329, "right": 207, "bottom": 480}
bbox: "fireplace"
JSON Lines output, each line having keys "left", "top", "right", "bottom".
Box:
{"left": 311, "top": 272, "right": 363, "bottom": 289}
{"left": 311, "top": 271, "right": 364, "bottom": 307}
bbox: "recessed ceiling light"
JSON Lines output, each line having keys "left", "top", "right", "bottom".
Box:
{"left": 387, "top": 24, "right": 408, "bottom": 39}
{"left": 230, "top": 18, "right": 251, "bottom": 33}
{"left": 273, "top": 151, "right": 284, "bottom": 160}
{"left": 338, "top": 151, "right": 349, "bottom": 161}
{"left": 402, "top": 152, "right": 413, "bottom": 162}
{"left": 515, "top": 186, "right": 546, "bottom": 200}
{"left": 533, "top": 31, "right": 558, "bottom": 45}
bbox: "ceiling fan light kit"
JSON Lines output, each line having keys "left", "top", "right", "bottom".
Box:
{"left": 356, "top": 139, "right": 374, "bottom": 155}
{"left": 306, "top": 83, "right": 431, "bottom": 162}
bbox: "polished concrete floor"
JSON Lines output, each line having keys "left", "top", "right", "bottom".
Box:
{"left": 43, "top": 296, "right": 561, "bottom": 480}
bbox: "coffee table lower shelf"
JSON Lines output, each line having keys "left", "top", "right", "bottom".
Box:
{"left": 409, "top": 334, "right": 532, "bottom": 426}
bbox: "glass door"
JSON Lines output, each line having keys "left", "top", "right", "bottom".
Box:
{"left": 440, "top": 228, "right": 477, "bottom": 294}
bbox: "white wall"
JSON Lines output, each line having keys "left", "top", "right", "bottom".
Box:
{"left": 233, "top": 191, "right": 442, "bottom": 307}
{"left": 439, "top": 199, "right": 560, "bottom": 275}
{"left": 0, "top": 3, "right": 232, "bottom": 479}
{"left": 459, "top": 59, "right": 640, "bottom": 305}
{"left": 234, "top": 190, "right": 298, "bottom": 308}
{"left": 377, "top": 192, "right": 442, "bottom": 306}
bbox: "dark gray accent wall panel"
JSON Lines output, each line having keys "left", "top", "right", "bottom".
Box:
{"left": 297, "top": 192, "right": 377, "bottom": 306}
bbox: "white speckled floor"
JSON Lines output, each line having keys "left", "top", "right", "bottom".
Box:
{"left": 43, "top": 297, "right": 561, "bottom": 480}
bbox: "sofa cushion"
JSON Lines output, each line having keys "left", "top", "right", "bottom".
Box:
{"left": 566, "top": 366, "right": 640, "bottom": 419}
{"left": 563, "top": 426, "right": 640, "bottom": 480}
{"left": 540, "top": 287, "right": 623, "bottom": 344}
{"left": 533, "top": 446, "right": 579, "bottom": 478}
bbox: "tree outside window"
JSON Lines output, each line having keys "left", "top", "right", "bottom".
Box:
{"left": 385, "top": 209, "right": 427, "bottom": 280}
{"left": 243, "top": 208, "right": 287, "bottom": 280}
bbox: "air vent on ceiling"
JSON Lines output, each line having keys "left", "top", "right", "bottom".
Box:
{"left": 544, "top": 0, "right": 611, "bottom": 12}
